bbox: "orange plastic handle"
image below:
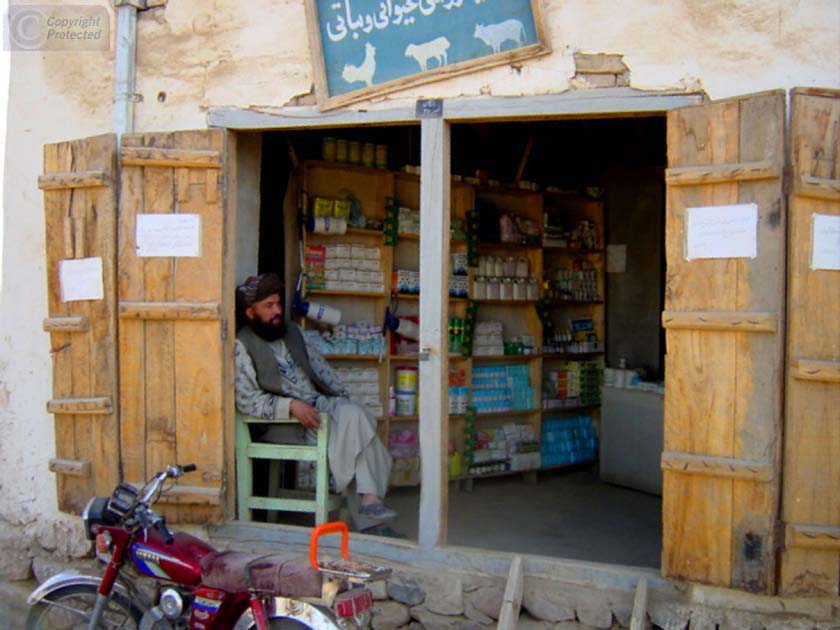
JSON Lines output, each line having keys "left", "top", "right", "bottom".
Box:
{"left": 309, "top": 521, "right": 350, "bottom": 569}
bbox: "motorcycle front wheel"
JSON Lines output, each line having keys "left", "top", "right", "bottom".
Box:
{"left": 26, "top": 584, "right": 142, "bottom": 630}
{"left": 268, "top": 619, "right": 311, "bottom": 629}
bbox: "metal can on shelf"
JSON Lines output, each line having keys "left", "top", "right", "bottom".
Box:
{"left": 348, "top": 140, "right": 361, "bottom": 164}
{"left": 362, "top": 142, "right": 375, "bottom": 167}
{"left": 335, "top": 138, "right": 348, "bottom": 162}
{"left": 322, "top": 136, "right": 336, "bottom": 162}
{"left": 375, "top": 144, "right": 388, "bottom": 169}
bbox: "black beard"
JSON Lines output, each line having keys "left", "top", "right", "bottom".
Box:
{"left": 247, "top": 317, "right": 286, "bottom": 341}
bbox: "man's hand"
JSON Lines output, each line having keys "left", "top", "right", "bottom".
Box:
{"left": 289, "top": 399, "right": 321, "bottom": 430}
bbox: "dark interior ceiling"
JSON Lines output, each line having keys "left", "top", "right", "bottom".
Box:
{"left": 276, "top": 115, "right": 666, "bottom": 192}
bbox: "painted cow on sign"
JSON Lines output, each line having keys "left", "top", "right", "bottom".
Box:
{"left": 474, "top": 19, "right": 526, "bottom": 54}
{"left": 405, "top": 36, "right": 450, "bottom": 72}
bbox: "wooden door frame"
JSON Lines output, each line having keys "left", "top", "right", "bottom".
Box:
{"left": 211, "top": 88, "right": 705, "bottom": 553}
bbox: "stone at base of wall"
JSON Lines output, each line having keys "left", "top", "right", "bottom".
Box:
{"left": 17, "top": 544, "right": 840, "bottom": 630}
{"left": 0, "top": 518, "right": 92, "bottom": 582}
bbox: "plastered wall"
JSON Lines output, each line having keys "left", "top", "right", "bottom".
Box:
{"left": 0, "top": 0, "right": 838, "bottom": 569}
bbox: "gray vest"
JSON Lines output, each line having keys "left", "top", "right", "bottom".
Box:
{"left": 237, "top": 322, "right": 339, "bottom": 398}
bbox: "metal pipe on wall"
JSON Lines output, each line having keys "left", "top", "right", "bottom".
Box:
{"left": 113, "top": 1, "right": 141, "bottom": 138}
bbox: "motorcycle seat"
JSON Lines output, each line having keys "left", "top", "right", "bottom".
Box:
{"left": 200, "top": 550, "right": 323, "bottom": 598}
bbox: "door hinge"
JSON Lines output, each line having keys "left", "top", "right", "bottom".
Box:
{"left": 221, "top": 319, "right": 228, "bottom": 341}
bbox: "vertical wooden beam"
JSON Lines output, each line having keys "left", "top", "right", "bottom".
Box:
{"left": 629, "top": 577, "right": 649, "bottom": 630}
{"left": 497, "top": 555, "right": 524, "bottom": 630}
{"left": 418, "top": 117, "right": 450, "bottom": 550}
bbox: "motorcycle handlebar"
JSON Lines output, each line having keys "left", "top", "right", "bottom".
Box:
{"left": 182, "top": 464, "right": 197, "bottom": 473}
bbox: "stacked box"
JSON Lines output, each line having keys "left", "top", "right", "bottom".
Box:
{"left": 473, "top": 320, "right": 504, "bottom": 356}
{"left": 471, "top": 364, "right": 533, "bottom": 413}
{"left": 312, "top": 197, "right": 334, "bottom": 217}
{"left": 540, "top": 414, "right": 597, "bottom": 467}
{"left": 543, "top": 360, "right": 602, "bottom": 407}
{"left": 336, "top": 365, "right": 382, "bottom": 417}
{"left": 449, "top": 275, "right": 468, "bottom": 297}
{"left": 468, "top": 423, "right": 539, "bottom": 475}
{"left": 448, "top": 366, "right": 469, "bottom": 415}
{"left": 393, "top": 269, "right": 420, "bottom": 294}
{"left": 304, "top": 245, "right": 326, "bottom": 289}
{"left": 305, "top": 324, "right": 386, "bottom": 356}
{"left": 313, "top": 242, "right": 384, "bottom": 293}
{"left": 398, "top": 206, "right": 420, "bottom": 235}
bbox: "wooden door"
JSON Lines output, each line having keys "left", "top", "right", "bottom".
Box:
{"left": 661, "top": 91, "right": 786, "bottom": 592}
{"left": 780, "top": 88, "right": 840, "bottom": 596}
{"left": 118, "top": 130, "right": 233, "bottom": 524}
{"left": 40, "top": 133, "right": 120, "bottom": 514}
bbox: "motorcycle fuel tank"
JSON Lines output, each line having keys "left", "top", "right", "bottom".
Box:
{"left": 130, "top": 529, "right": 215, "bottom": 585}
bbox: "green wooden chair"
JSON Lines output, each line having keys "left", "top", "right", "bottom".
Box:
{"left": 235, "top": 411, "right": 344, "bottom": 525}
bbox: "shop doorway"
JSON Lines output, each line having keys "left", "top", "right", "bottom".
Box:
{"left": 251, "top": 115, "right": 666, "bottom": 567}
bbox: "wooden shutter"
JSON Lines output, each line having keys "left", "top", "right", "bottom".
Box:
{"left": 661, "top": 91, "right": 786, "bottom": 592}
{"left": 40, "top": 133, "right": 120, "bottom": 513}
{"left": 118, "top": 130, "right": 232, "bottom": 524}
{"left": 780, "top": 88, "right": 840, "bottom": 596}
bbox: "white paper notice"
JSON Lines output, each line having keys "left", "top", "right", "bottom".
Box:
{"left": 60, "top": 257, "right": 104, "bottom": 302}
{"left": 685, "top": 203, "right": 758, "bottom": 260}
{"left": 811, "top": 213, "right": 840, "bottom": 271}
{"left": 136, "top": 214, "right": 201, "bottom": 258}
{"left": 606, "top": 244, "right": 627, "bottom": 273}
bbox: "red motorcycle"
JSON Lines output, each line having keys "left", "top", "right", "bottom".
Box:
{"left": 26, "top": 464, "right": 388, "bottom": 629}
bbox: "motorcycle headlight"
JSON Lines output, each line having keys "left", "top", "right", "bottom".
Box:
{"left": 81, "top": 496, "right": 110, "bottom": 540}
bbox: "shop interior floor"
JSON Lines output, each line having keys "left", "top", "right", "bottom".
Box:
{"left": 386, "top": 468, "right": 663, "bottom": 568}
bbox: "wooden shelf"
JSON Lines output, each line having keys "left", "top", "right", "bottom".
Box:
{"left": 543, "top": 352, "right": 605, "bottom": 360}
{"left": 397, "top": 232, "right": 420, "bottom": 241}
{"left": 323, "top": 354, "right": 382, "bottom": 361}
{"left": 392, "top": 293, "right": 420, "bottom": 300}
{"left": 542, "top": 404, "right": 601, "bottom": 414}
{"left": 475, "top": 185, "right": 542, "bottom": 198}
{"left": 543, "top": 299, "right": 604, "bottom": 306}
{"left": 476, "top": 409, "right": 539, "bottom": 418}
{"left": 474, "top": 299, "right": 539, "bottom": 305}
{"left": 389, "top": 415, "right": 418, "bottom": 422}
{"left": 477, "top": 242, "right": 542, "bottom": 252}
{"left": 307, "top": 289, "right": 386, "bottom": 298}
{"left": 306, "top": 227, "right": 383, "bottom": 238}
{"left": 472, "top": 354, "right": 542, "bottom": 362}
{"left": 543, "top": 245, "right": 603, "bottom": 254}
{"left": 305, "top": 159, "right": 390, "bottom": 176}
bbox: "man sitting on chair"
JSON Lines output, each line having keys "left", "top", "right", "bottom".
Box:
{"left": 234, "top": 273, "right": 396, "bottom": 525}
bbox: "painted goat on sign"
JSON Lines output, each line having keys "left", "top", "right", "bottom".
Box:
{"left": 342, "top": 42, "right": 376, "bottom": 87}
{"left": 405, "top": 36, "right": 450, "bottom": 72}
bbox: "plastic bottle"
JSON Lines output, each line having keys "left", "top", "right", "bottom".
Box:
{"left": 388, "top": 386, "right": 396, "bottom": 417}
